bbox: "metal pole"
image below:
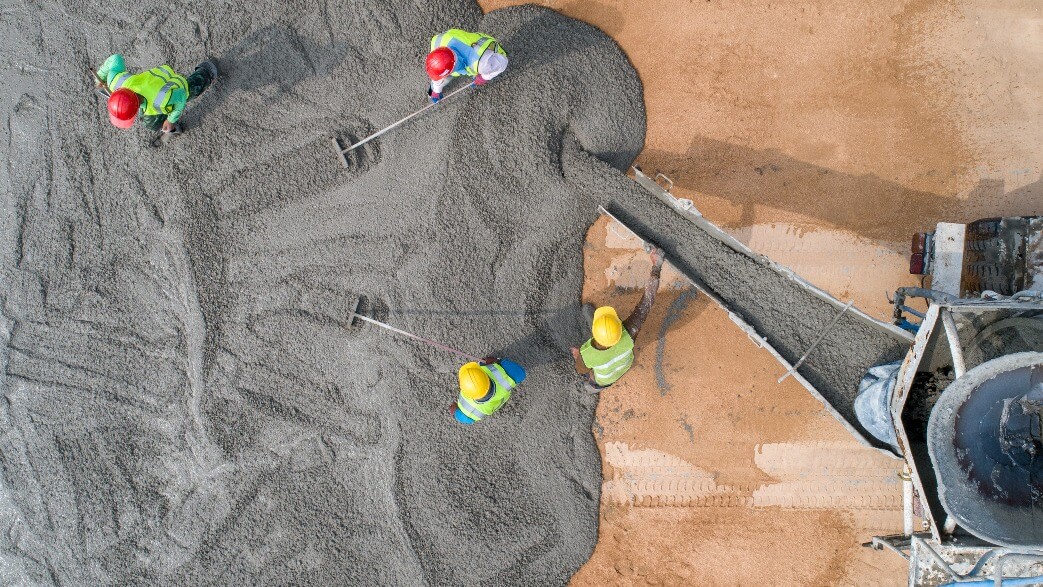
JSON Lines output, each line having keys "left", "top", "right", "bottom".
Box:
{"left": 339, "top": 82, "right": 474, "bottom": 155}
{"left": 940, "top": 310, "right": 966, "bottom": 378}
{"left": 352, "top": 313, "right": 480, "bottom": 362}
{"left": 902, "top": 465, "right": 914, "bottom": 536}
{"left": 778, "top": 300, "right": 855, "bottom": 383}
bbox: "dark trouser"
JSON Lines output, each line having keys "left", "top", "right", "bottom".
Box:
{"left": 140, "top": 65, "right": 214, "bottom": 131}
{"left": 583, "top": 376, "right": 609, "bottom": 393}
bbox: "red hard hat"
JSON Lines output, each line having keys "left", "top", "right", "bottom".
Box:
{"left": 107, "top": 88, "right": 140, "bottom": 129}
{"left": 426, "top": 47, "right": 455, "bottom": 80}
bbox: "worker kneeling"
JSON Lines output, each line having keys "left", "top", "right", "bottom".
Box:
{"left": 453, "top": 357, "right": 526, "bottom": 424}
{"left": 425, "top": 28, "right": 508, "bottom": 103}
{"left": 573, "top": 247, "right": 665, "bottom": 391}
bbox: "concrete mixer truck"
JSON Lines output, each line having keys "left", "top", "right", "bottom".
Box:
{"left": 598, "top": 171, "right": 1041, "bottom": 585}
{"left": 859, "top": 217, "right": 1043, "bottom": 586}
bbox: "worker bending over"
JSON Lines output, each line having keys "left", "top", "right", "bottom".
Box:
{"left": 425, "top": 29, "right": 508, "bottom": 103}
{"left": 572, "top": 247, "right": 665, "bottom": 392}
{"left": 96, "top": 54, "right": 217, "bottom": 133}
{"left": 453, "top": 356, "right": 526, "bottom": 424}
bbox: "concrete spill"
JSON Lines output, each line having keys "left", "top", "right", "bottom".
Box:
{"left": 0, "top": 2, "right": 644, "bottom": 584}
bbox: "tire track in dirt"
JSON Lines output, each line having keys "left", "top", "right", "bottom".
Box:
{"left": 603, "top": 441, "right": 902, "bottom": 512}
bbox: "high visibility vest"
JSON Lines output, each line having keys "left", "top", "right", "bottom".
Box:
{"left": 579, "top": 329, "right": 635, "bottom": 386}
{"left": 109, "top": 65, "right": 188, "bottom": 117}
{"left": 456, "top": 363, "right": 517, "bottom": 423}
{"left": 430, "top": 29, "right": 506, "bottom": 77}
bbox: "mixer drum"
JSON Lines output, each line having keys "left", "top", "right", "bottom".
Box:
{"left": 927, "top": 352, "right": 1043, "bottom": 548}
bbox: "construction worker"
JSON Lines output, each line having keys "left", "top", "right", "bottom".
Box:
{"left": 95, "top": 54, "right": 217, "bottom": 133}
{"left": 572, "top": 247, "right": 665, "bottom": 392}
{"left": 425, "top": 29, "right": 508, "bottom": 103}
{"left": 453, "top": 356, "right": 526, "bottom": 424}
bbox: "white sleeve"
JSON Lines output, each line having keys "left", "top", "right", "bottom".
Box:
{"left": 477, "top": 52, "right": 508, "bottom": 80}
{"left": 430, "top": 77, "right": 450, "bottom": 94}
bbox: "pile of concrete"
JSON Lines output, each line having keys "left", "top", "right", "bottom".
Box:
{"left": 0, "top": 1, "right": 644, "bottom": 584}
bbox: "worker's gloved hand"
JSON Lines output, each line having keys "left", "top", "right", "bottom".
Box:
{"left": 473, "top": 75, "right": 488, "bottom": 86}
{"left": 162, "top": 121, "right": 183, "bottom": 135}
{"left": 649, "top": 246, "right": 665, "bottom": 270}
{"left": 427, "top": 87, "right": 442, "bottom": 103}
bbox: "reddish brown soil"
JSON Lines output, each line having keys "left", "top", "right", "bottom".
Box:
{"left": 476, "top": 1, "right": 1042, "bottom": 584}
{"left": 573, "top": 218, "right": 908, "bottom": 586}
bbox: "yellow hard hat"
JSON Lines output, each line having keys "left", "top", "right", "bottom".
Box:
{"left": 592, "top": 306, "right": 623, "bottom": 347}
{"left": 458, "top": 362, "right": 491, "bottom": 400}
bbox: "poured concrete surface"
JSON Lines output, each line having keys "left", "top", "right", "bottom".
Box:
{"left": 0, "top": 2, "right": 646, "bottom": 584}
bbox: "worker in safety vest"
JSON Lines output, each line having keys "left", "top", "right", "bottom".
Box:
{"left": 453, "top": 356, "right": 526, "bottom": 424}
{"left": 572, "top": 247, "right": 665, "bottom": 392}
{"left": 425, "top": 29, "right": 508, "bottom": 103}
{"left": 95, "top": 54, "right": 217, "bottom": 133}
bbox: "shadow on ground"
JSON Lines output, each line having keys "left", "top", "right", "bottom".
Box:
{"left": 640, "top": 137, "right": 1043, "bottom": 242}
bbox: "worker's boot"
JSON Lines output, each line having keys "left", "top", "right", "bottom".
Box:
{"left": 198, "top": 59, "right": 218, "bottom": 81}
{"left": 583, "top": 381, "right": 602, "bottom": 395}
{"left": 187, "top": 59, "right": 218, "bottom": 100}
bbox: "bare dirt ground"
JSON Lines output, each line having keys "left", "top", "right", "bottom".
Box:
{"left": 477, "top": 0, "right": 1042, "bottom": 585}
{"left": 574, "top": 220, "right": 909, "bottom": 586}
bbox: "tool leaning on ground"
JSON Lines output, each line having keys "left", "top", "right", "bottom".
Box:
{"left": 332, "top": 27, "right": 508, "bottom": 168}
{"left": 348, "top": 310, "right": 480, "bottom": 362}
{"left": 347, "top": 307, "right": 525, "bottom": 425}
{"left": 331, "top": 82, "right": 474, "bottom": 168}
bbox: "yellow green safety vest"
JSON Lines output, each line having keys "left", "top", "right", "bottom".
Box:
{"left": 430, "top": 29, "right": 506, "bottom": 77}
{"left": 579, "top": 329, "right": 635, "bottom": 386}
{"left": 109, "top": 65, "right": 188, "bottom": 117}
{"left": 456, "top": 363, "right": 517, "bottom": 422}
